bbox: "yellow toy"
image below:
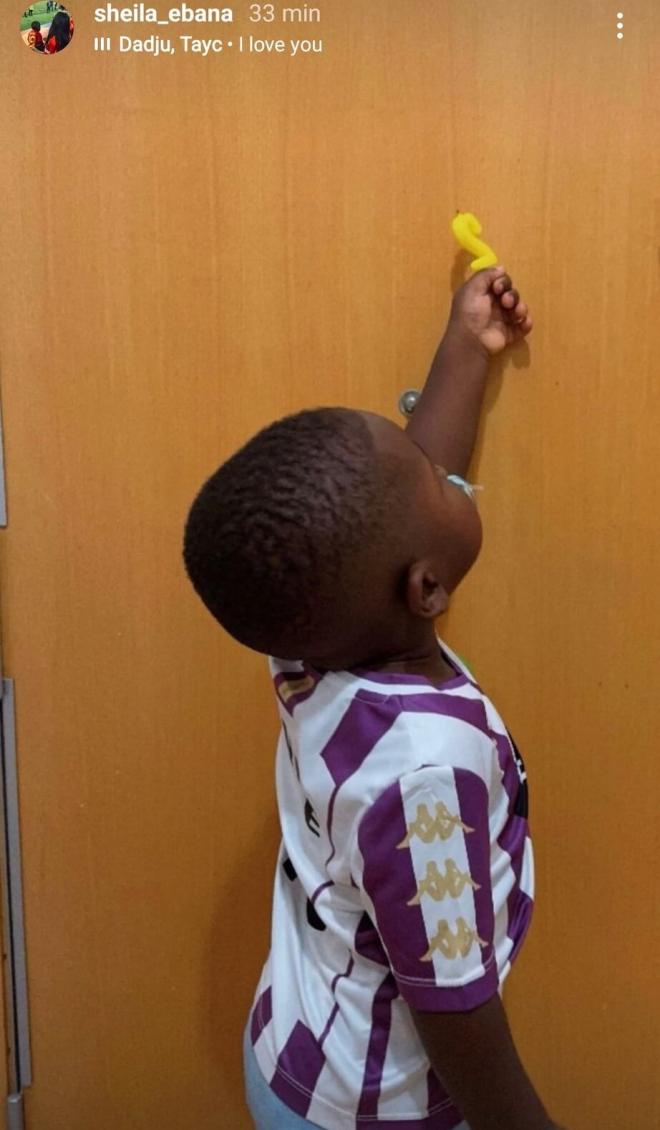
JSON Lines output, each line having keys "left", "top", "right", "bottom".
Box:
{"left": 451, "top": 211, "right": 498, "bottom": 271}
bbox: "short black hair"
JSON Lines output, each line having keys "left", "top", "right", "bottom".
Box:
{"left": 182, "top": 407, "right": 411, "bottom": 658}
{"left": 31, "top": 20, "right": 41, "bottom": 28}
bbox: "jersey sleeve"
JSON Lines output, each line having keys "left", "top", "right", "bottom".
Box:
{"left": 352, "top": 765, "right": 498, "bottom": 1012}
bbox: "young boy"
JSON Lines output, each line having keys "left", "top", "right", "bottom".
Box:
{"left": 182, "top": 267, "right": 567, "bottom": 1129}
{"left": 27, "top": 20, "right": 45, "bottom": 51}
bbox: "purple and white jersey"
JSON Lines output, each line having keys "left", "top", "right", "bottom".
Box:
{"left": 248, "top": 634, "right": 534, "bottom": 1129}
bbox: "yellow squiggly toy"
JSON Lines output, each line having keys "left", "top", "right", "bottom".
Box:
{"left": 451, "top": 212, "right": 498, "bottom": 271}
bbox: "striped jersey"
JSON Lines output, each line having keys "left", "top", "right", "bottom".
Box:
{"left": 247, "top": 634, "right": 535, "bottom": 1128}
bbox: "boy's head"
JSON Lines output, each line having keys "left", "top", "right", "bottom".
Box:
{"left": 182, "top": 408, "right": 482, "bottom": 670}
{"left": 31, "top": 20, "right": 40, "bottom": 29}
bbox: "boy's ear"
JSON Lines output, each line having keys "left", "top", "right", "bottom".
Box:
{"left": 411, "top": 564, "right": 450, "bottom": 618}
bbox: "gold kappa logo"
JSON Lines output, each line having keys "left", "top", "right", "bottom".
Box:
{"left": 396, "top": 801, "right": 474, "bottom": 848}
{"left": 406, "top": 859, "right": 480, "bottom": 905}
{"left": 396, "top": 800, "right": 486, "bottom": 962}
{"left": 420, "top": 918, "right": 489, "bottom": 961}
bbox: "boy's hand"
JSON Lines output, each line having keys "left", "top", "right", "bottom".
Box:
{"left": 447, "top": 266, "right": 533, "bottom": 360}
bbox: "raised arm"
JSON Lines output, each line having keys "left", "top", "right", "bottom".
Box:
{"left": 404, "top": 267, "right": 532, "bottom": 478}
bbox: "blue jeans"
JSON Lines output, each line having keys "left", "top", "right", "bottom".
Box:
{"left": 242, "top": 1022, "right": 471, "bottom": 1129}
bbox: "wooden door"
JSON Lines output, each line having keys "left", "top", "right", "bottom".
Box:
{"left": 0, "top": 2, "right": 658, "bottom": 1126}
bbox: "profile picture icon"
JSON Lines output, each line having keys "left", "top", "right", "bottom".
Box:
{"left": 21, "top": 2, "right": 74, "bottom": 54}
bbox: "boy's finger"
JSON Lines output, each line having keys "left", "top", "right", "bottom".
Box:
{"left": 491, "top": 272, "right": 511, "bottom": 292}
{"left": 468, "top": 266, "right": 507, "bottom": 295}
